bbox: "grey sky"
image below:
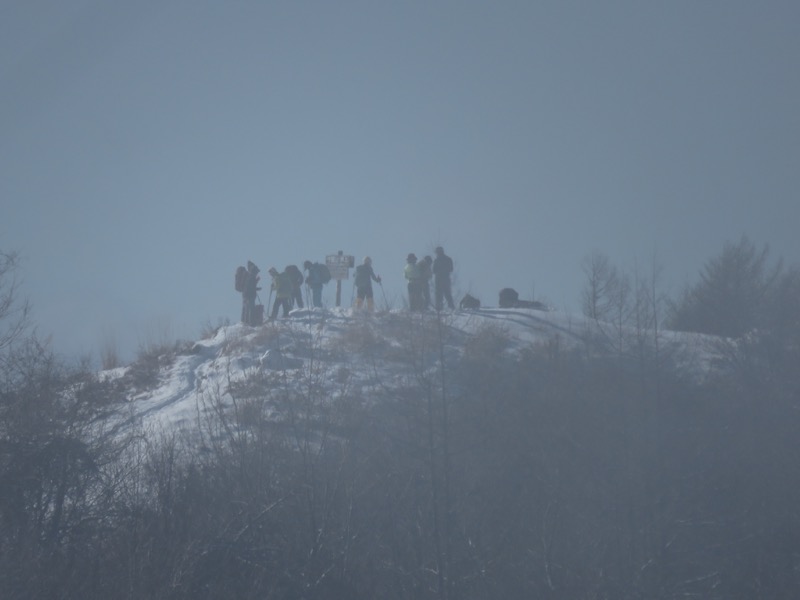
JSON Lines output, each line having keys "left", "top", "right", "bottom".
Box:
{"left": 3, "top": 1, "right": 799, "bottom": 363}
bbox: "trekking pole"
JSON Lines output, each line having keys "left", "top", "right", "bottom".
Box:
{"left": 378, "top": 280, "right": 389, "bottom": 312}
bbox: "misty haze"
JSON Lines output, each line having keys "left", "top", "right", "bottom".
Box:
{"left": 3, "top": 1, "right": 800, "bottom": 598}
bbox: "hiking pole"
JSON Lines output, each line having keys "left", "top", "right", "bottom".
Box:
{"left": 378, "top": 280, "right": 389, "bottom": 312}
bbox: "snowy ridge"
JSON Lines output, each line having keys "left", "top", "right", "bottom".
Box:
{"left": 102, "top": 307, "right": 719, "bottom": 437}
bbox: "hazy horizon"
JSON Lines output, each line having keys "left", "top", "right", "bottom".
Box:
{"left": 4, "top": 1, "right": 799, "bottom": 363}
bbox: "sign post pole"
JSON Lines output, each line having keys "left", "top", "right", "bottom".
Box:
{"left": 326, "top": 250, "right": 355, "bottom": 308}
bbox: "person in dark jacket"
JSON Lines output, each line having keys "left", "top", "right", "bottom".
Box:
{"left": 432, "top": 246, "right": 455, "bottom": 310}
{"left": 354, "top": 256, "right": 382, "bottom": 312}
{"left": 241, "top": 260, "right": 261, "bottom": 325}
{"left": 285, "top": 264, "right": 304, "bottom": 308}
{"left": 303, "top": 260, "right": 329, "bottom": 308}
{"left": 419, "top": 255, "right": 433, "bottom": 309}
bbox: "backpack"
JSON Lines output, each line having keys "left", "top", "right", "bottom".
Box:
{"left": 354, "top": 264, "right": 370, "bottom": 288}
{"left": 252, "top": 303, "right": 264, "bottom": 325}
{"left": 285, "top": 264, "right": 303, "bottom": 286}
{"left": 235, "top": 265, "right": 247, "bottom": 292}
{"left": 460, "top": 293, "right": 480, "bottom": 310}
{"left": 498, "top": 287, "right": 519, "bottom": 308}
{"left": 318, "top": 264, "right": 332, "bottom": 284}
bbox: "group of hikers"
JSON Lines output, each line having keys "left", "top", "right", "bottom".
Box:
{"left": 404, "top": 246, "right": 455, "bottom": 312}
{"left": 238, "top": 246, "right": 457, "bottom": 326}
{"left": 238, "top": 259, "right": 331, "bottom": 325}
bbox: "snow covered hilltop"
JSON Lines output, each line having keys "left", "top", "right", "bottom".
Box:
{"left": 102, "top": 306, "right": 714, "bottom": 437}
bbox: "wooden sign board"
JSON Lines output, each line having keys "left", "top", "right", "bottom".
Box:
{"left": 326, "top": 253, "right": 354, "bottom": 280}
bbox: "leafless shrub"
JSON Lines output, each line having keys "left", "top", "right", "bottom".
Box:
{"left": 200, "top": 316, "right": 230, "bottom": 340}
{"left": 99, "top": 327, "right": 120, "bottom": 370}
{"left": 463, "top": 322, "right": 511, "bottom": 363}
{"left": 336, "top": 321, "right": 385, "bottom": 355}
{"left": 136, "top": 315, "right": 180, "bottom": 356}
{"left": 222, "top": 323, "right": 282, "bottom": 355}
{"left": 125, "top": 340, "right": 182, "bottom": 391}
{"left": 0, "top": 250, "right": 30, "bottom": 359}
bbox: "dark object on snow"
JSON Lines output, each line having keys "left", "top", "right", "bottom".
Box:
{"left": 460, "top": 293, "right": 480, "bottom": 310}
{"left": 499, "top": 287, "right": 547, "bottom": 310}
{"left": 516, "top": 299, "right": 547, "bottom": 310}
{"left": 499, "top": 287, "right": 519, "bottom": 308}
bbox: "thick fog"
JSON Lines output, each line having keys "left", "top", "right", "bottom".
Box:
{"left": 3, "top": 1, "right": 799, "bottom": 362}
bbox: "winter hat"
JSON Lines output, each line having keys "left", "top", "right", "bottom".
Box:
{"left": 363, "top": 256, "right": 372, "bottom": 265}
{"left": 407, "top": 253, "right": 417, "bottom": 262}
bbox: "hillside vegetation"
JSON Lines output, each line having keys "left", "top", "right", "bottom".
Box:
{"left": 1, "top": 239, "right": 799, "bottom": 599}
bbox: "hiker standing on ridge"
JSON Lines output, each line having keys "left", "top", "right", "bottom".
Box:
{"left": 241, "top": 260, "right": 261, "bottom": 325}
{"left": 285, "top": 264, "right": 304, "bottom": 309}
{"left": 404, "top": 253, "right": 425, "bottom": 311}
{"left": 268, "top": 267, "right": 292, "bottom": 319}
{"left": 303, "top": 260, "right": 330, "bottom": 308}
{"left": 419, "top": 255, "right": 433, "bottom": 310}
{"left": 354, "top": 256, "right": 382, "bottom": 312}
{"left": 433, "top": 246, "right": 455, "bottom": 310}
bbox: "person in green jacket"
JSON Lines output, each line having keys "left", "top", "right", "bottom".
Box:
{"left": 268, "top": 267, "right": 292, "bottom": 319}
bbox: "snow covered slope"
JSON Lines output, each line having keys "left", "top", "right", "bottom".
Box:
{"left": 101, "top": 307, "right": 719, "bottom": 438}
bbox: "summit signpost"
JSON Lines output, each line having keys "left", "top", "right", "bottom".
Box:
{"left": 326, "top": 251, "right": 354, "bottom": 307}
